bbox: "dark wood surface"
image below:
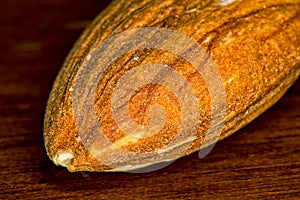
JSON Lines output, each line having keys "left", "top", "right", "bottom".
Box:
{"left": 0, "top": 1, "right": 299, "bottom": 199}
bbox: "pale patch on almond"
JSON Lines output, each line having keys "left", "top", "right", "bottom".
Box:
{"left": 218, "top": 0, "right": 236, "bottom": 6}
{"left": 54, "top": 151, "right": 74, "bottom": 167}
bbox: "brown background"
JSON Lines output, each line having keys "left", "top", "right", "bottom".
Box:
{"left": 0, "top": 0, "right": 299, "bottom": 199}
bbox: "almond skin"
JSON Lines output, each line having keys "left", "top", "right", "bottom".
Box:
{"left": 44, "top": 0, "right": 300, "bottom": 172}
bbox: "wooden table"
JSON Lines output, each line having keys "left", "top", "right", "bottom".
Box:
{"left": 1, "top": 1, "right": 299, "bottom": 199}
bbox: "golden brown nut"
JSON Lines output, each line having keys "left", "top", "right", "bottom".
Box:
{"left": 44, "top": 0, "right": 300, "bottom": 172}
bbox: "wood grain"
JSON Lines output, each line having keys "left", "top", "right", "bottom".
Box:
{"left": 0, "top": 0, "right": 299, "bottom": 199}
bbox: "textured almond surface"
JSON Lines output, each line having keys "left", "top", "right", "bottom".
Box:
{"left": 44, "top": 0, "right": 300, "bottom": 172}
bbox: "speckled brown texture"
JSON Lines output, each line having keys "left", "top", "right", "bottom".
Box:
{"left": 44, "top": 0, "right": 300, "bottom": 172}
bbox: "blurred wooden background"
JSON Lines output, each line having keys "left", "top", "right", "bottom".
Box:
{"left": 0, "top": 0, "right": 299, "bottom": 199}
